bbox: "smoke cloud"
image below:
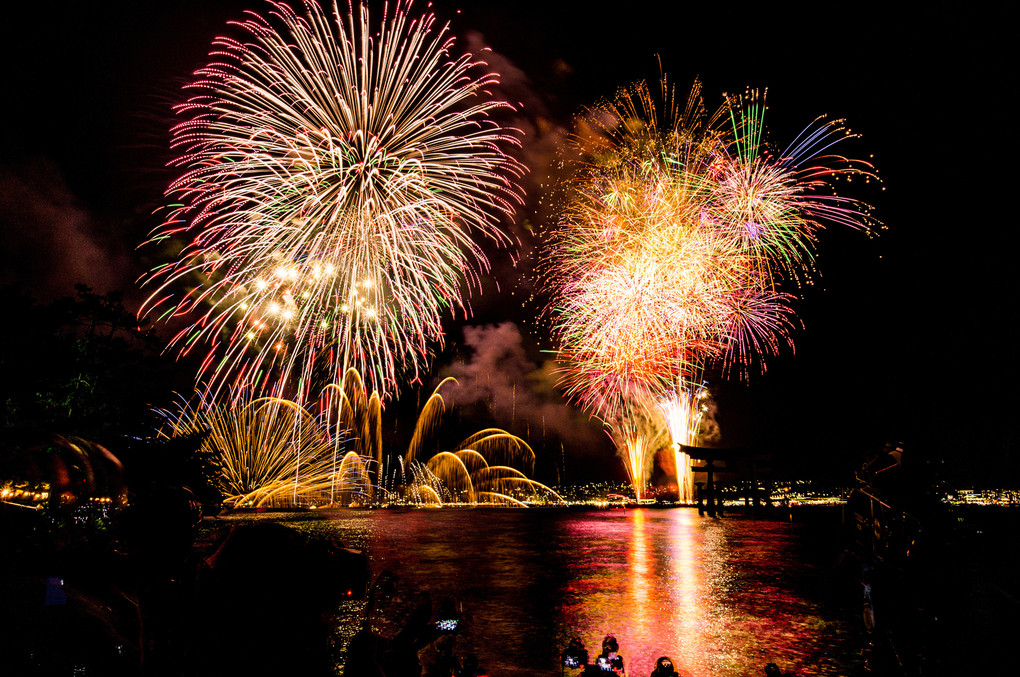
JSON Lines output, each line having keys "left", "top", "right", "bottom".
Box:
{"left": 699, "top": 397, "right": 722, "bottom": 445}
{"left": 0, "top": 159, "right": 132, "bottom": 300}
{"left": 441, "top": 322, "right": 606, "bottom": 456}
{"left": 464, "top": 31, "right": 570, "bottom": 218}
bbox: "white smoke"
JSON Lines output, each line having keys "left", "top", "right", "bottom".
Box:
{"left": 441, "top": 322, "right": 606, "bottom": 454}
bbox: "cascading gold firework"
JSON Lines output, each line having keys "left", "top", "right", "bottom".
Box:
{"left": 140, "top": 0, "right": 524, "bottom": 402}
{"left": 156, "top": 391, "right": 368, "bottom": 508}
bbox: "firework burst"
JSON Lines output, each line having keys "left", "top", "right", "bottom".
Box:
{"left": 140, "top": 0, "right": 523, "bottom": 401}
{"left": 319, "top": 372, "right": 563, "bottom": 506}
{"left": 660, "top": 382, "right": 710, "bottom": 503}
{"left": 543, "top": 76, "right": 880, "bottom": 496}
{"left": 156, "top": 391, "right": 369, "bottom": 508}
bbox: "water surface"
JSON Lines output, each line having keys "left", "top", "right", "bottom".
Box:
{"left": 209, "top": 508, "right": 862, "bottom": 676}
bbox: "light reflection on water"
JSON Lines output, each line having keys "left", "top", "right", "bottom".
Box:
{"left": 536, "top": 509, "right": 860, "bottom": 676}
{"left": 218, "top": 508, "right": 862, "bottom": 676}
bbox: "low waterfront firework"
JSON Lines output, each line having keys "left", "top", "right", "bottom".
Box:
{"left": 140, "top": 0, "right": 523, "bottom": 402}
{"left": 379, "top": 376, "right": 564, "bottom": 506}
{"left": 155, "top": 374, "right": 562, "bottom": 508}
{"left": 543, "top": 76, "right": 880, "bottom": 496}
{"left": 156, "top": 368, "right": 561, "bottom": 509}
{"left": 660, "top": 383, "right": 710, "bottom": 503}
{"left": 155, "top": 391, "right": 369, "bottom": 508}
{"left": 607, "top": 390, "right": 670, "bottom": 501}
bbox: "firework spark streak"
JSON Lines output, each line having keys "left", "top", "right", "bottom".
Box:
{"left": 156, "top": 369, "right": 562, "bottom": 508}
{"left": 394, "top": 377, "right": 563, "bottom": 505}
{"left": 140, "top": 0, "right": 523, "bottom": 400}
{"left": 320, "top": 372, "right": 564, "bottom": 505}
{"left": 660, "top": 383, "right": 709, "bottom": 503}
{"left": 156, "top": 392, "right": 370, "bottom": 508}
{"left": 607, "top": 389, "right": 669, "bottom": 501}
{"left": 543, "top": 77, "right": 880, "bottom": 497}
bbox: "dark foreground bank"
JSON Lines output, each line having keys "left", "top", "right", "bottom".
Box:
{"left": 2, "top": 499, "right": 1016, "bottom": 676}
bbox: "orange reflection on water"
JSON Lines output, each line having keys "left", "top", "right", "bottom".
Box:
{"left": 667, "top": 508, "right": 706, "bottom": 676}
{"left": 626, "top": 509, "right": 650, "bottom": 633}
{"left": 624, "top": 508, "right": 710, "bottom": 676}
{"left": 336, "top": 508, "right": 860, "bottom": 676}
{"left": 569, "top": 509, "right": 856, "bottom": 677}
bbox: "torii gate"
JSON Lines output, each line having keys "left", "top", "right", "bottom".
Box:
{"left": 681, "top": 445, "right": 772, "bottom": 517}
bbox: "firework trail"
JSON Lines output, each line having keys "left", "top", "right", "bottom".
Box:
{"left": 606, "top": 388, "right": 669, "bottom": 501}
{"left": 156, "top": 391, "right": 370, "bottom": 508}
{"left": 660, "top": 382, "right": 709, "bottom": 503}
{"left": 157, "top": 369, "right": 561, "bottom": 508}
{"left": 543, "top": 76, "right": 880, "bottom": 496}
{"left": 140, "top": 0, "right": 523, "bottom": 401}
{"left": 316, "top": 372, "right": 563, "bottom": 505}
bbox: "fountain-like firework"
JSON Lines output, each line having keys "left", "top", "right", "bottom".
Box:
{"left": 157, "top": 369, "right": 561, "bottom": 509}
{"left": 377, "top": 377, "right": 563, "bottom": 506}
{"left": 660, "top": 383, "right": 709, "bottom": 503}
{"left": 156, "top": 391, "right": 370, "bottom": 508}
{"left": 543, "top": 77, "right": 880, "bottom": 498}
{"left": 140, "top": 0, "right": 523, "bottom": 402}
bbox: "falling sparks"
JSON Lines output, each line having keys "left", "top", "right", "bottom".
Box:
{"left": 543, "top": 77, "right": 880, "bottom": 497}
{"left": 140, "top": 0, "right": 524, "bottom": 402}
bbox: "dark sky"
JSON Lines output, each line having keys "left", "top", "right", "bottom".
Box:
{"left": 1, "top": 1, "right": 1015, "bottom": 485}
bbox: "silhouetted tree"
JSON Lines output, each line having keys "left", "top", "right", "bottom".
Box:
{"left": 1, "top": 284, "right": 186, "bottom": 444}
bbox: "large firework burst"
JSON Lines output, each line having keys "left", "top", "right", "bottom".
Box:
{"left": 140, "top": 0, "right": 523, "bottom": 400}
{"left": 543, "top": 77, "right": 880, "bottom": 496}
{"left": 546, "top": 78, "right": 878, "bottom": 419}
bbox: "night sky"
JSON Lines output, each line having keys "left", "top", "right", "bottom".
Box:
{"left": 1, "top": 1, "right": 1015, "bottom": 486}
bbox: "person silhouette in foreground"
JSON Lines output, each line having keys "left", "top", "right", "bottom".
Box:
{"left": 423, "top": 634, "right": 461, "bottom": 677}
{"left": 344, "top": 570, "right": 433, "bottom": 676}
{"left": 583, "top": 634, "right": 624, "bottom": 674}
{"left": 562, "top": 636, "right": 589, "bottom": 671}
{"left": 649, "top": 655, "right": 680, "bottom": 677}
